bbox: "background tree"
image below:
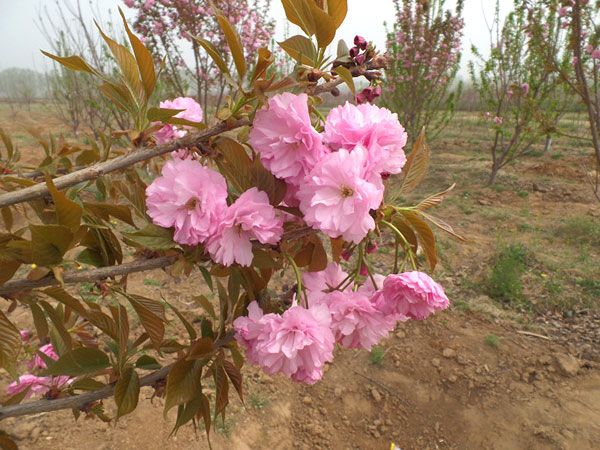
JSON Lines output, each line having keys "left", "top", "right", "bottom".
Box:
{"left": 124, "top": 0, "right": 274, "bottom": 114}
{"left": 383, "top": 0, "right": 464, "bottom": 142}
{"left": 529, "top": 0, "right": 600, "bottom": 200}
{"left": 469, "top": 0, "right": 568, "bottom": 184}
{"left": 0, "top": 68, "right": 46, "bottom": 111}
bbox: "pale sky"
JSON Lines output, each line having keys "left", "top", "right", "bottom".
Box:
{"left": 0, "top": 0, "right": 511, "bottom": 78}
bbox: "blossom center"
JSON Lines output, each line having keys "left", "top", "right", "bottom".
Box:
{"left": 340, "top": 185, "right": 354, "bottom": 198}
{"left": 185, "top": 197, "right": 199, "bottom": 210}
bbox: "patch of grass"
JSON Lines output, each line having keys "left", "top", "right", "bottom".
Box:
{"left": 555, "top": 216, "right": 600, "bottom": 247}
{"left": 143, "top": 278, "right": 162, "bottom": 287}
{"left": 488, "top": 244, "right": 529, "bottom": 307}
{"left": 249, "top": 393, "right": 270, "bottom": 410}
{"left": 517, "top": 190, "right": 529, "bottom": 198}
{"left": 215, "top": 418, "right": 233, "bottom": 437}
{"left": 516, "top": 223, "right": 536, "bottom": 232}
{"left": 79, "top": 282, "right": 100, "bottom": 303}
{"left": 490, "top": 184, "right": 507, "bottom": 193}
{"left": 484, "top": 334, "right": 500, "bottom": 348}
{"left": 453, "top": 299, "right": 471, "bottom": 312}
{"left": 577, "top": 278, "right": 600, "bottom": 297}
{"left": 551, "top": 152, "right": 563, "bottom": 160}
{"left": 369, "top": 346, "right": 385, "bottom": 365}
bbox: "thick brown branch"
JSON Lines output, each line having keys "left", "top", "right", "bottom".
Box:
{"left": 0, "top": 119, "right": 249, "bottom": 209}
{"left": 0, "top": 364, "right": 172, "bottom": 421}
{"left": 311, "top": 77, "right": 345, "bottom": 95}
{"left": 0, "top": 256, "right": 177, "bottom": 297}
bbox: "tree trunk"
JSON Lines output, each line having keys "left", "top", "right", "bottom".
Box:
{"left": 543, "top": 135, "right": 552, "bottom": 154}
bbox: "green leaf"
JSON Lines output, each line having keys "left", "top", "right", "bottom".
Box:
{"left": 193, "top": 36, "right": 230, "bottom": 75}
{"left": 70, "top": 377, "right": 106, "bottom": 391}
{"left": 308, "top": 2, "right": 336, "bottom": 48}
{"left": 281, "top": 0, "right": 316, "bottom": 36}
{"left": 41, "top": 51, "right": 97, "bottom": 74}
{"left": 193, "top": 295, "right": 216, "bottom": 320}
{"left": 43, "top": 287, "right": 86, "bottom": 315}
{"left": 0, "top": 127, "right": 14, "bottom": 160}
{"left": 333, "top": 66, "right": 355, "bottom": 94}
{"left": 278, "top": 35, "right": 317, "bottom": 65}
{"left": 146, "top": 107, "right": 184, "bottom": 122}
{"left": 84, "top": 202, "right": 135, "bottom": 226}
{"left": 115, "top": 366, "right": 140, "bottom": 418}
{"left": 0, "top": 309, "right": 20, "bottom": 378}
{"left": 164, "top": 359, "right": 202, "bottom": 414}
{"left": 43, "top": 347, "right": 110, "bottom": 377}
{"left": 39, "top": 300, "right": 73, "bottom": 352}
{"left": 119, "top": 8, "right": 156, "bottom": 98}
{"left": 165, "top": 300, "right": 197, "bottom": 342}
{"left": 401, "top": 210, "right": 437, "bottom": 271}
{"left": 45, "top": 173, "right": 83, "bottom": 232}
{"left": 123, "top": 224, "right": 174, "bottom": 250}
{"left": 29, "top": 303, "right": 49, "bottom": 343}
{"left": 29, "top": 224, "right": 74, "bottom": 266}
{"left": 215, "top": 14, "right": 246, "bottom": 79}
{"left": 135, "top": 354, "right": 161, "bottom": 371}
{"left": 327, "top": 0, "right": 348, "bottom": 29}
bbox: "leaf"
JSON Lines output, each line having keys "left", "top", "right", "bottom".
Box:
{"left": 135, "top": 354, "right": 161, "bottom": 371}
{"left": 307, "top": 0, "right": 336, "bottom": 48}
{"left": 84, "top": 202, "right": 135, "bottom": 226}
{"left": 43, "top": 287, "right": 86, "bottom": 315}
{"left": 419, "top": 211, "right": 466, "bottom": 242}
{"left": 123, "top": 224, "right": 174, "bottom": 250}
{"left": 294, "top": 235, "right": 327, "bottom": 272}
{"left": 252, "top": 47, "right": 273, "bottom": 82}
{"left": 0, "top": 309, "right": 20, "bottom": 378}
{"left": 29, "top": 224, "right": 74, "bottom": 266}
{"left": 39, "top": 300, "right": 73, "bottom": 351}
{"left": 399, "top": 129, "right": 430, "bottom": 195}
{"left": 70, "top": 377, "right": 106, "bottom": 391}
{"left": 401, "top": 210, "right": 437, "bottom": 270}
{"left": 215, "top": 14, "right": 246, "bottom": 79}
{"left": 43, "top": 347, "right": 110, "bottom": 376}
{"left": 188, "top": 338, "right": 214, "bottom": 360}
{"left": 327, "top": 0, "right": 348, "bottom": 29}
{"left": 0, "top": 432, "right": 18, "bottom": 450}
{"left": 414, "top": 184, "right": 456, "bottom": 210}
{"left": 193, "top": 36, "right": 230, "bottom": 75}
{"left": 29, "top": 303, "right": 49, "bottom": 343}
{"left": 330, "top": 237, "right": 344, "bottom": 263}
{"left": 165, "top": 300, "right": 197, "bottom": 342}
{"left": 336, "top": 38, "right": 349, "bottom": 58}
{"left": 193, "top": 295, "right": 216, "bottom": 320}
{"left": 391, "top": 214, "right": 418, "bottom": 254}
{"left": 0, "top": 127, "right": 14, "bottom": 160}
{"left": 115, "top": 366, "right": 140, "bottom": 418}
{"left": 172, "top": 393, "right": 203, "bottom": 433}
{"left": 0, "top": 260, "right": 20, "bottom": 285}
{"left": 1, "top": 207, "right": 13, "bottom": 232}
{"left": 281, "top": 0, "right": 316, "bottom": 36}
{"left": 333, "top": 66, "right": 355, "bottom": 94}
{"left": 119, "top": 8, "right": 156, "bottom": 98}
{"left": 278, "top": 35, "right": 317, "bottom": 65}
{"left": 214, "top": 363, "right": 229, "bottom": 418}
{"left": 41, "top": 51, "right": 97, "bottom": 74}
{"left": 126, "top": 294, "right": 165, "bottom": 350}
{"left": 198, "top": 266, "right": 214, "bottom": 291}
{"left": 146, "top": 107, "right": 184, "bottom": 122}
{"left": 198, "top": 393, "right": 212, "bottom": 437}
{"left": 222, "top": 359, "right": 243, "bottom": 402}
{"left": 164, "top": 359, "right": 202, "bottom": 414}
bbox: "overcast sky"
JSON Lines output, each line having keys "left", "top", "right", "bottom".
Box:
{"left": 0, "top": 0, "right": 511, "bottom": 78}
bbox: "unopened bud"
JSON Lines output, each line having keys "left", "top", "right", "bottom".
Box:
{"left": 330, "top": 87, "right": 340, "bottom": 97}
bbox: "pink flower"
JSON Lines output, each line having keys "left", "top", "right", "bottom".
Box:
{"left": 323, "top": 291, "right": 395, "bottom": 350}
{"left": 154, "top": 97, "right": 203, "bottom": 144}
{"left": 146, "top": 158, "right": 228, "bottom": 246}
{"left": 356, "top": 86, "right": 382, "bottom": 104}
{"left": 521, "top": 83, "right": 530, "bottom": 95}
{"left": 377, "top": 271, "right": 449, "bottom": 320}
{"left": 558, "top": 7, "right": 568, "bottom": 17}
{"left": 354, "top": 35, "right": 368, "bottom": 50}
{"left": 298, "top": 146, "right": 384, "bottom": 244}
{"left": 123, "top": 0, "right": 135, "bottom": 7}
{"left": 249, "top": 93, "right": 327, "bottom": 186}
{"left": 29, "top": 343, "right": 58, "bottom": 370}
{"left": 494, "top": 116, "right": 503, "bottom": 125}
{"left": 324, "top": 102, "right": 407, "bottom": 176}
{"left": 233, "top": 301, "right": 335, "bottom": 384}
{"left": 19, "top": 330, "right": 31, "bottom": 342}
{"left": 207, "top": 188, "right": 284, "bottom": 266}
{"left": 7, "top": 375, "right": 71, "bottom": 399}
{"left": 592, "top": 49, "right": 600, "bottom": 60}
{"left": 302, "top": 262, "right": 349, "bottom": 304}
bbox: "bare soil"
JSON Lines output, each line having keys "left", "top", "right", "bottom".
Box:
{"left": 1, "top": 106, "right": 600, "bottom": 449}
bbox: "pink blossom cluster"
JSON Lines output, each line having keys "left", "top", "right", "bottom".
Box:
{"left": 154, "top": 96, "right": 203, "bottom": 145}
{"left": 250, "top": 93, "right": 407, "bottom": 244}
{"left": 7, "top": 342, "right": 71, "bottom": 399}
{"left": 234, "top": 264, "right": 449, "bottom": 384}
{"left": 146, "top": 159, "right": 283, "bottom": 266}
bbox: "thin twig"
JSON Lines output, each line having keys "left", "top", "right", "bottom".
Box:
{"left": 0, "top": 256, "right": 177, "bottom": 297}
{"left": 516, "top": 330, "right": 552, "bottom": 341}
{"left": 0, "top": 364, "right": 172, "bottom": 421}
{"left": 0, "top": 119, "right": 249, "bottom": 209}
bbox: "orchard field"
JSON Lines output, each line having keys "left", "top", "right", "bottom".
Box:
{"left": 1, "top": 102, "right": 598, "bottom": 449}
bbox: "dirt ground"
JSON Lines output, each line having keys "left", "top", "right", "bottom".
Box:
{"left": 1, "top": 105, "right": 600, "bottom": 449}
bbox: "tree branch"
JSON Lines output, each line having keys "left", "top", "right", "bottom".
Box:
{"left": 0, "top": 364, "right": 172, "bottom": 421}
{"left": 0, "top": 119, "right": 249, "bottom": 209}
{"left": 0, "top": 256, "right": 177, "bottom": 297}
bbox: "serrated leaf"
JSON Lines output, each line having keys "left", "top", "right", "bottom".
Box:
{"left": 84, "top": 202, "right": 135, "bottom": 226}
{"left": 119, "top": 8, "right": 156, "bottom": 98}
{"left": 164, "top": 359, "right": 202, "bottom": 414}
{"left": 198, "top": 392, "right": 212, "bottom": 437}
{"left": 135, "top": 354, "right": 161, "bottom": 370}
{"left": 307, "top": 0, "right": 336, "bottom": 47}
{"left": 333, "top": 66, "right": 355, "bottom": 94}
{"left": 70, "top": 377, "right": 106, "bottom": 391}
{"left": 0, "top": 127, "right": 14, "bottom": 160}
{"left": 282, "top": 0, "right": 316, "bottom": 36}
{"left": 43, "top": 347, "right": 110, "bottom": 376}
{"left": 215, "top": 14, "right": 246, "bottom": 79}
{"left": 401, "top": 210, "right": 437, "bottom": 270}
{"left": 193, "top": 295, "right": 217, "bottom": 320}
{"left": 251, "top": 47, "right": 273, "bottom": 82}
{"left": 400, "top": 129, "right": 430, "bottom": 195}
{"left": 39, "top": 300, "right": 72, "bottom": 351}
{"left": 198, "top": 266, "right": 213, "bottom": 291}
{"left": 414, "top": 184, "right": 456, "bottom": 211}
{"left": 123, "top": 224, "right": 174, "bottom": 250}
{"left": 41, "top": 51, "right": 97, "bottom": 74}
{"left": 126, "top": 294, "right": 165, "bottom": 350}
{"left": 327, "top": 0, "right": 347, "bottom": 29}
{"left": 146, "top": 107, "right": 184, "bottom": 122}
{"left": 188, "top": 337, "right": 213, "bottom": 360}
{"left": 115, "top": 366, "right": 140, "bottom": 418}
{"left": 1, "top": 207, "right": 13, "bottom": 232}
{"left": 278, "top": 35, "right": 317, "bottom": 65}
{"left": 193, "top": 36, "right": 230, "bottom": 75}
{"left": 29, "top": 224, "right": 74, "bottom": 266}
{"left": 391, "top": 214, "right": 418, "bottom": 254}
{"left": 29, "top": 303, "right": 49, "bottom": 343}
{"left": 419, "top": 211, "right": 466, "bottom": 241}
{"left": 0, "top": 309, "right": 20, "bottom": 378}
{"left": 165, "top": 300, "right": 197, "bottom": 342}
{"left": 222, "top": 359, "right": 243, "bottom": 402}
